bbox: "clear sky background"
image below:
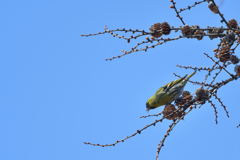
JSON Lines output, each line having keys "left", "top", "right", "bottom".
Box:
{"left": 1, "top": 0, "right": 240, "bottom": 160}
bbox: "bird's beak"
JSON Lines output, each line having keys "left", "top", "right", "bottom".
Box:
{"left": 146, "top": 102, "right": 150, "bottom": 111}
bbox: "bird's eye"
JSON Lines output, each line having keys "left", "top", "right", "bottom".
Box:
{"left": 146, "top": 102, "right": 149, "bottom": 107}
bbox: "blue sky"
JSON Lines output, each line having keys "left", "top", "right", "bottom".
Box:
{"left": 1, "top": 0, "right": 240, "bottom": 160}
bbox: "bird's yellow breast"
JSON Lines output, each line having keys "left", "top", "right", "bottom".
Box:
{"left": 146, "top": 93, "right": 174, "bottom": 110}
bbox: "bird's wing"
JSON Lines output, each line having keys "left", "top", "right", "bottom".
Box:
{"left": 155, "top": 71, "right": 196, "bottom": 95}
{"left": 155, "top": 75, "right": 187, "bottom": 95}
{"left": 165, "top": 76, "right": 187, "bottom": 91}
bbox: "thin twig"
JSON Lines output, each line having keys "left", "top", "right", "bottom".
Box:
{"left": 208, "top": 99, "right": 219, "bottom": 124}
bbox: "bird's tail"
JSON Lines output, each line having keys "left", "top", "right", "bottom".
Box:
{"left": 185, "top": 70, "right": 197, "bottom": 81}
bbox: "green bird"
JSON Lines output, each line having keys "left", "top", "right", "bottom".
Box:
{"left": 146, "top": 71, "right": 196, "bottom": 111}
